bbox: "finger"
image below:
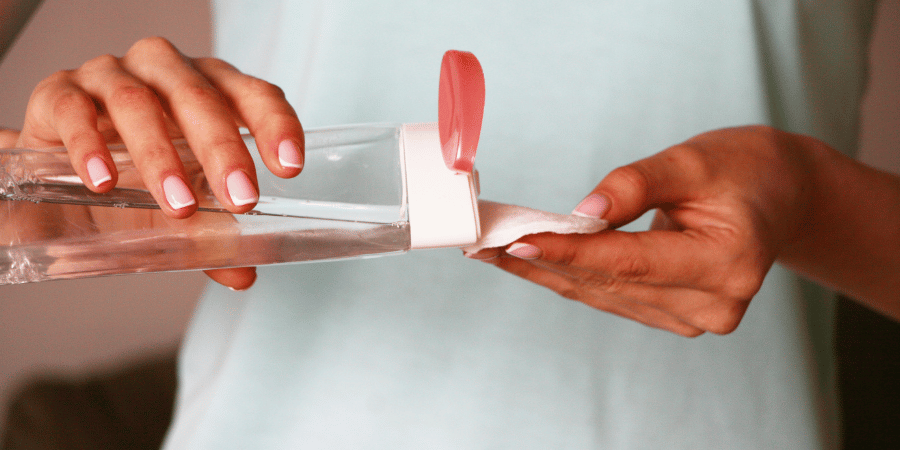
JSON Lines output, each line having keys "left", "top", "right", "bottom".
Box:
{"left": 193, "top": 58, "right": 304, "bottom": 178}
{"left": 73, "top": 54, "right": 200, "bottom": 216}
{"left": 494, "top": 255, "right": 707, "bottom": 337}
{"left": 151, "top": 198, "right": 256, "bottom": 289}
{"left": 121, "top": 37, "right": 259, "bottom": 213}
{"left": 497, "top": 254, "right": 750, "bottom": 335}
{"left": 21, "top": 71, "right": 117, "bottom": 192}
{"left": 571, "top": 144, "right": 716, "bottom": 227}
{"left": 204, "top": 267, "right": 257, "bottom": 290}
{"left": 557, "top": 260, "right": 749, "bottom": 335}
{"left": 462, "top": 247, "right": 502, "bottom": 261}
{"left": 1, "top": 128, "right": 19, "bottom": 147}
{"left": 506, "top": 230, "right": 769, "bottom": 301}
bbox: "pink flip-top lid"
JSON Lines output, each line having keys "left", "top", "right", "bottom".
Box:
{"left": 438, "top": 50, "right": 485, "bottom": 174}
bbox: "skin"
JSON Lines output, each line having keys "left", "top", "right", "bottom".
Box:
{"left": 8, "top": 39, "right": 899, "bottom": 334}
{"left": 468, "top": 126, "right": 900, "bottom": 337}
{"left": 9, "top": 37, "right": 305, "bottom": 290}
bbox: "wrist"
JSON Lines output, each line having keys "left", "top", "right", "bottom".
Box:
{"left": 778, "top": 134, "right": 900, "bottom": 313}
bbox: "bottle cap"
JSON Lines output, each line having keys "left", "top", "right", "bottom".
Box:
{"left": 438, "top": 50, "right": 485, "bottom": 174}
{"left": 403, "top": 123, "right": 480, "bottom": 249}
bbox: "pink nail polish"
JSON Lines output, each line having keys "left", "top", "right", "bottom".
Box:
{"left": 506, "top": 242, "right": 542, "bottom": 260}
{"left": 86, "top": 157, "right": 112, "bottom": 187}
{"left": 227, "top": 170, "right": 258, "bottom": 206}
{"left": 572, "top": 194, "right": 610, "bottom": 219}
{"left": 163, "top": 175, "right": 196, "bottom": 210}
{"left": 463, "top": 250, "right": 499, "bottom": 261}
{"left": 278, "top": 139, "right": 303, "bottom": 169}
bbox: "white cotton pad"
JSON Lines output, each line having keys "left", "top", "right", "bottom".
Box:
{"left": 462, "top": 200, "right": 608, "bottom": 253}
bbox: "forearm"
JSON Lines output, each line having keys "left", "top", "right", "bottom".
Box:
{"left": 779, "top": 137, "right": 900, "bottom": 318}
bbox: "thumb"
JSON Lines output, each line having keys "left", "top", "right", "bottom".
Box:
{"left": 571, "top": 148, "right": 707, "bottom": 227}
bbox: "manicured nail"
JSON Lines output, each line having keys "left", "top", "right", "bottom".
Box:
{"left": 86, "top": 157, "right": 112, "bottom": 187}
{"left": 506, "top": 242, "right": 542, "bottom": 260}
{"left": 572, "top": 194, "right": 610, "bottom": 219}
{"left": 163, "top": 175, "right": 196, "bottom": 210}
{"left": 278, "top": 139, "right": 303, "bottom": 169}
{"left": 227, "top": 170, "right": 258, "bottom": 206}
{"left": 463, "top": 250, "right": 499, "bottom": 261}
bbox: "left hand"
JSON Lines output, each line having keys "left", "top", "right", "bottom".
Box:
{"left": 1, "top": 128, "right": 19, "bottom": 148}
{"left": 468, "top": 126, "right": 821, "bottom": 337}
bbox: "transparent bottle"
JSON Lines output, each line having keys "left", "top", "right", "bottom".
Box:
{"left": 0, "top": 51, "right": 484, "bottom": 284}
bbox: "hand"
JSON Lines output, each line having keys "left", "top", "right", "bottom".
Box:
{"left": 0, "top": 128, "right": 18, "bottom": 148}
{"left": 470, "top": 126, "right": 823, "bottom": 337}
{"left": 16, "top": 37, "right": 306, "bottom": 289}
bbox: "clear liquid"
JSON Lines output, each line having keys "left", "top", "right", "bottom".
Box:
{"left": 0, "top": 124, "right": 411, "bottom": 284}
{"left": 1, "top": 198, "right": 410, "bottom": 285}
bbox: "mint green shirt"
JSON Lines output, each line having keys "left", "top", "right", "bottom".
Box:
{"left": 164, "top": 1, "right": 877, "bottom": 448}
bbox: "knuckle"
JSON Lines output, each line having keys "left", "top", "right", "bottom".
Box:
{"left": 681, "top": 329, "right": 706, "bottom": 339}
{"left": 52, "top": 90, "right": 96, "bottom": 119}
{"left": 741, "top": 125, "right": 782, "bottom": 149}
{"left": 606, "top": 249, "right": 652, "bottom": 283}
{"left": 175, "top": 82, "right": 225, "bottom": 107}
{"left": 239, "top": 79, "right": 299, "bottom": 131}
{"left": 64, "top": 130, "right": 102, "bottom": 153}
{"left": 45, "top": 69, "right": 73, "bottom": 83}
{"left": 714, "top": 247, "right": 768, "bottom": 301}
{"left": 582, "top": 274, "right": 628, "bottom": 296}
{"left": 203, "top": 135, "right": 248, "bottom": 154}
{"left": 245, "top": 76, "right": 286, "bottom": 100}
{"left": 80, "top": 54, "right": 119, "bottom": 73}
{"left": 34, "top": 70, "right": 74, "bottom": 96}
{"left": 556, "top": 285, "right": 582, "bottom": 301}
{"left": 701, "top": 230, "right": 767, "bottom": 301}
{"left": 607, "top": 165, "right": 651, "bottom": 201}
{"left": 240, "top": 79, "right": 295, "bottom": 128}
{"left": 260, "top": 110, "right": 300, "bottom": 131}
{"left": 704, "top": 302, "right": 749, "bottom": 335}
{"left": 108, "top": 84, "right": 159, "bottom": 109}
{"left": 130, "top": 143, "right": 176, "bottom": 167}
{"left": 721, "top": 269, "right": 765, "bottom": 301}
{"left": 127, "top": 36, "right": 179, "bottom": 58}
{"left": 140, "top": 144, "right": 173, "bottom": 162}
{"left": 551, "top": 243, "right": 580, "bottom": 267}
{"left": 662, "top": 144, "right": 714, "bottom": 182}
{"left": 616, "top": 258, "right": 651, "bottom": 282}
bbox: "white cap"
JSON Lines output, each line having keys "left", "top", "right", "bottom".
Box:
{"left": 401, "top": 122, "right": 480, "bottom": 249}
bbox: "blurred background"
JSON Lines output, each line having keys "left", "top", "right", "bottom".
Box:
{"left": 0, "top": 0, "right": 898, "bottom": 445}
{"left": 0, "top": 0, "right": 212, "bottom": 441}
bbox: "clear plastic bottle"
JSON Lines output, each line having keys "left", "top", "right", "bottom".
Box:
{"left": 0, "top": 51, "right": 484, "bottom": 284}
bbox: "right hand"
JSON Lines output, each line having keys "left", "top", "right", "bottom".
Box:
{"left": 16, "top": 37, "right": 306, "bottom": 289}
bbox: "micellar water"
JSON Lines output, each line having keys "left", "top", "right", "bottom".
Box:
{"left": 0, "top": 50, "right": 485, "bottom": 284}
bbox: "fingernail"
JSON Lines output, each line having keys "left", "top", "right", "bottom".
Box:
{"left": 572, "top": 194, "right": 610, "bottom": 219}
{"left": 506, "top": 242, "right": 542, "bottom": 260}
{"left": 163, "top": 175, "right": 196, "bottom": 210}
{"left": 227, "top": 170, "right": 258, "bottom": 206}
{"left": 463, "top": 250, "right": 499, "bottom": 261}
{"left": 278, "top": 139, "right": 303, "bottom": 169}
{"left": 86, "top": 157, "right": 112, "bottom": 187}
